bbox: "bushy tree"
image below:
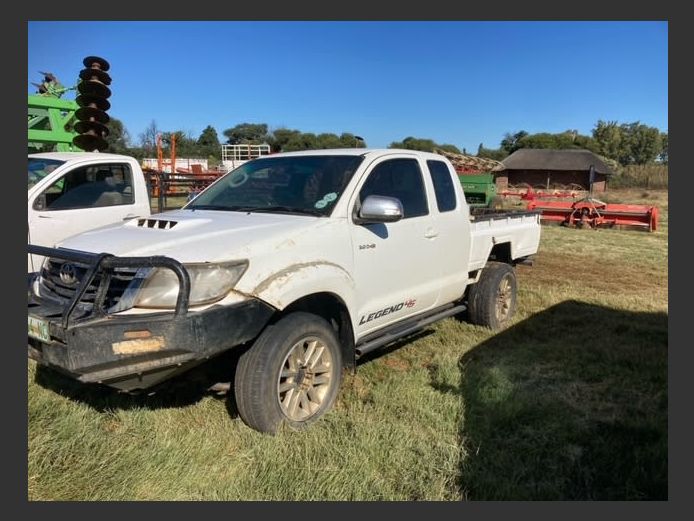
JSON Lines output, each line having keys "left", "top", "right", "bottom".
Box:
{"left": 592, "top": 120, "right": 664, "bottom": 165}
{"left": 477, "top": 143, "right": 506, "bottom": 160}
{"left": 223, "top": 123, "right": 269, "bottom": 145}
{"left": 265, "top": 127, "right": 366, "bottom": 152}
{"left": 105, "top": 117, "right": 130, "bottom": 154}
{"left": 269, "top": 128, "right": 301, "bottom": 152}
{"left": 388, "top": 136, "right": 460, "bottom": 153}
{"left": 500, "top": 131, "right": 528, "bottom": 154}
{"left": 621, "top": 122, "right": 662, "bottom": 165}
{"left": 592, "top": 120, "right": 623, "bottom": 160}
{"left": 160, "top": 130, "right": 199, "bottom": 157}
{"left": 659, "top": 132, "right": 668, "bottom": 163}
{"left": 197, "top": 125, "right": 221, "bottom": 159}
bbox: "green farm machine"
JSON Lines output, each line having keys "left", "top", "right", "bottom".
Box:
{"left": 434, "top": 149, "right": 504, "bottom": 209}
{"left": 28, "top": 56, "right": 112, "bottom": 153}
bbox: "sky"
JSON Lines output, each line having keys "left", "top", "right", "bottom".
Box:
{"left": 27, "top": 21, "right": 668, "bottom": 152}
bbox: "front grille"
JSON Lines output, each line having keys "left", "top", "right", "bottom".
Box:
{"left": 39, "top": 258, "right": 139, "bottom": 312}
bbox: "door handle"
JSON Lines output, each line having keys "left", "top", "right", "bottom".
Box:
{"left": 424, "top": 228, "right": 439, "bottom": 239}
{"left": 122, "top": 214, "right": 139, "bottom": 221}
{"left": 37, "top": 215, "right": 52, "bottom": 219}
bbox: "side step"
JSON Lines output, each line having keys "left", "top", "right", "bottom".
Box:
{"left": 355, "top": 303, "right": 467, "bottom": 358}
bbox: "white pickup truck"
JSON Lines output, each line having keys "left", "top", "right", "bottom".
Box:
{"left": 28, "top": 148, "right": 541, "bottom": 434}
{"left": 28, "top": 152, "right": 152, "bottom": 274}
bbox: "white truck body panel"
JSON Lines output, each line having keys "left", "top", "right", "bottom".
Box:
{"left": 468, "top": 213, "right": 542, "bottom": 271}
{"left": 46, "top": 149, "right": 541, "bottom": 345}
{"left": 27, "top": 152, "right": 151, "bottom": 273}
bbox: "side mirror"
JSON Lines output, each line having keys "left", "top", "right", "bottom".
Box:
{"left": 33, "top": 194, "right": 47, "bottom": 211}
{"left": 356, "top": 195, "right": 403, "bottom": 224}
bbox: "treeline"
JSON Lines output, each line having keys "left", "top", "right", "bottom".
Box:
{"left": 105, "top": 120, "right": 365, "bottom": 165}
{"left": 223, "top": 123, "right": 365, "bottom": 152}
{"left": 106, "top": 120, "right": 225, "bottom": 166}
{"left": 476, "top": 120, "right": 667, "bottom": 167}
{"left": 106, "top": 118, "right": 666, "bottom": 173}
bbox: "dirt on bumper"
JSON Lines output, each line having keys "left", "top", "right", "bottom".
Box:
{"left": 28, "top": 297, "right": 275, "bottom": 391}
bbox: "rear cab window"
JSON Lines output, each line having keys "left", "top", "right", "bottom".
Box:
{"left": 426, "top": 160, "right": 457, "bottom": 212}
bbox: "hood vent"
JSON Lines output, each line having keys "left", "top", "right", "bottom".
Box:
{"left": 137, "top": 218, "right": 178, "bottom": 230}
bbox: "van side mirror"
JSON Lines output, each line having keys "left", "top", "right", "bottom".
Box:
{"left": 33, "top": 194, "right": 47, "bottom": 211}
{"left": 355, "top": 195, "right": 403, "bottom": 224}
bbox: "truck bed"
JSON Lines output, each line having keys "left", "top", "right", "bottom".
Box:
{"left": 467, "top": 209, "right": 542, "bottom": 271}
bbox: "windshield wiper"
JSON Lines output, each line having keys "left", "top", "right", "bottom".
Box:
{"left": 231, "top": 205, "right": 325, "bottom": 216}
{"left": 187, "top": 205, "right": 235, "bottom": 211}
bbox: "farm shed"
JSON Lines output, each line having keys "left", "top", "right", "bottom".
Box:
{"left": 497, "top": 149, "right": 613, "bottom": 192}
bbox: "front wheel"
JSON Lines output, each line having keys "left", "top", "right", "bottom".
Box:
{"left": 234, "top": 312, "right": 343, "bottom": 434}
{"left": 466, "top": 261, "right": 517, "bottom": 330}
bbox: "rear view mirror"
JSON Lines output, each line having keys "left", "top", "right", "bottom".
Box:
{"left": 33, "top": 194, "right": 47, "bottom": 211}
{"left": 355, "top": 195, "right": 403, "bottom": 224}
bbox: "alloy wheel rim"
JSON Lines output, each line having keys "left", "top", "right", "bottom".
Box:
{"left": 277, "top": 336, "right": 333, "bottom": 422}
{"left": 496, "top": 275, "right": 513, "bottom": 322}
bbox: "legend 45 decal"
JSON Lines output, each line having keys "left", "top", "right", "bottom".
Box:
{"left": 359, "top": 299, "right": 417, "bottom": 325}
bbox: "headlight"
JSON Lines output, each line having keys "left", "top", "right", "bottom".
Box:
{"left": 133, "top": 260, "right": 248, "bottom": 308}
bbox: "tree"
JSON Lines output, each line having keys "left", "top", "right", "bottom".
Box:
{"left": 316, "top": 133, "right": 343, "bottom": 149}
{"left": 269, "top": 128, "right": 301, "bottom": 152}
{"left": 572, "top": 133, "right": 599, "bottom": 153}
{"left": 198, "top": 125, "right": 220, "bottom": 148}
{"left": 659, "top": 132, "right": 668, "bottom": 164}
{"left": 477, "top": 145, "right": 506, "bottom": 161}
{"left": 223, "top": 123, "right": 269, "bottom": 145}
{"left": 265, "top": 127, "right": 366, "bottom": 152}
{"left": 164, "top": 130, "right": 199, "bottom": 157}
{"left": 500, "top": 131, "right": 528, "bottom": 154}
{"left": 592, "top": 120, "right": 662, "bottom": 165}
{"left": 105, "top": 117, "right": 130, "bottom": 154}
{"left": 388, "top": 137, "right": 460, "bottom": 153}
{"left": 197, "top": 125, "right": 221, "bottom": 159}
{"left": 620, "top": 122, "right": 662, "bottom": 165}
{"left": 283, "top": 132, "right": 318, "bottom": 151}
{"left": 138, "top": 120, "right": 159, "bottom": 157}
{"left": 338, "top": 133, "right": 366, "bottom": 148}
{"left": 592, "top": 120, "right": 623, "bottom": 162}
{"left": 439, "top": 143, "right": 462, "bottom": 154}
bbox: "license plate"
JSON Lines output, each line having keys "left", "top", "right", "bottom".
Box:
{"left": 28, "top": 315, "right": 50, "bottom": 343}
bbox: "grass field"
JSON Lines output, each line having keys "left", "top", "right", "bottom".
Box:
{"left": 28, "top": 188, "right": 668, "bottom": 500}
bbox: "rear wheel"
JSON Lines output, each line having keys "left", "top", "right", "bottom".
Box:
{"left": 466, "top": 261, "right": 517, "bottom": 330}
{"left": 234, "top": 312, "right": 343, "bottom": 434}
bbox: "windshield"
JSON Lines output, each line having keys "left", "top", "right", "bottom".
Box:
{"left": 186, "top": 155, "right": 364, "bottom": 216}
{"left": 28, "top": 158, "right": 65, "bottom": 190}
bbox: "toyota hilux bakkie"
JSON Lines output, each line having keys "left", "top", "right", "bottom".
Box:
{"left": 28, "top": 148, "right": 541, "bottom": 434}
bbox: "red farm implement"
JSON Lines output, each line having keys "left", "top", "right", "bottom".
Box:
{"left": 526, "top": 198, "right": 659, "bottom": 232}
{"left": 503, "top": 166, "right": 659, "bottom": 232}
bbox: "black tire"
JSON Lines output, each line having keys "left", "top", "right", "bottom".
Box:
{"left": 466, "top": 261, "right": 517, "bottom": 330}
{"left": 234, "top": 312, "right": 343, "bottom": 434}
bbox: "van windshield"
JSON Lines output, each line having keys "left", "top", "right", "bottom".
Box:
{"left": 186, "top": 155, "right": 364, "bottom": 217}
{"left": 28, "top": 158, "right": 65, "bottom": 190}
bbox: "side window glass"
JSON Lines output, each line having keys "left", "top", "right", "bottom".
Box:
{"left": 36, "top": 164, "right": 134, "bottom": 211}
{"left": 359, "top": 158, "right": 428, "bottom": 219}
{"left": 427, "top": 160, "right": 457, "bottom": 212}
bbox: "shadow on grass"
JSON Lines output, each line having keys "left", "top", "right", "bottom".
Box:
{"left": 457, "top": 300, "right": 667, "bottom": 500}
{"left": 33, "top": 348, "right": 244, "bottom": 417}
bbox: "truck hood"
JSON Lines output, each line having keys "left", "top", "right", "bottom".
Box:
{"left": 56, "top": 209, "right": 325, "bottom": 263}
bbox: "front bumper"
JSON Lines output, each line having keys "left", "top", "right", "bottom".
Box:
{"left": 27, "top": 245, "right": 274, "bottom": 391}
